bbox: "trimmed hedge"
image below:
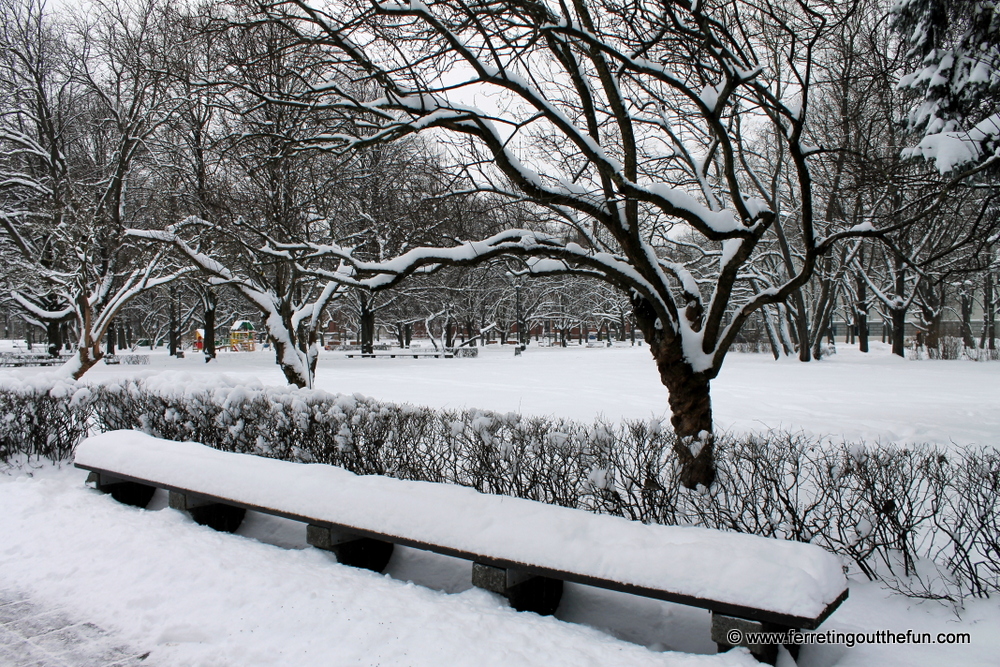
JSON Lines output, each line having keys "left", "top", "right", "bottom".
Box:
{"left": 0, "top": 376, "right": 91, "bottom": 464}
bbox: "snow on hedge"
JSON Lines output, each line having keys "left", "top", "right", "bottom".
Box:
{"left": 0, "top": 372, "right": 92, "bottom": 462}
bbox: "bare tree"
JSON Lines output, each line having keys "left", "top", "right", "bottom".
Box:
{"left": 242, "top": 0, "right": 901, "bottom": 487}
{"left": 0, "top": 0, "right": 192, "bottom": 376}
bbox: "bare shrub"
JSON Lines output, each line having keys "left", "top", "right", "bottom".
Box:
{"left": 0, "top": 378, "right": 91, "bottom": 464}
{"left": 938, "top": 337, "right": 965, "bottom": 360}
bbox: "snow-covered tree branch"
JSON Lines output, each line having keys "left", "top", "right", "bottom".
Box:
{"left": 240, "top": 0, "right": 898, "bottom": 487}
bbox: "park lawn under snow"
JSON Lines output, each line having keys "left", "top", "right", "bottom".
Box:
{"left": 67, "top": 340, "right": 1000, "bottom": 448}
{"left": 3, "top": 342, "right": 1000, "bottom": 666}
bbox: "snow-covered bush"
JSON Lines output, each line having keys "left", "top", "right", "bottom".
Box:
{"left": 89, "top": 376, "right": 607, "bottom": 506}
{"left": 0, "top": 374, "right": 93, "bottom": 464}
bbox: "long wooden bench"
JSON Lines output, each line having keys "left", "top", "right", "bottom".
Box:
{"left": 74, "top": 431, "right": 848, "bottom": 664}
{"left": 0, "top": 353, "right": 65, "bottom": 367}
{"left": 344, "top": 352, "right": 454, "bottom": 359}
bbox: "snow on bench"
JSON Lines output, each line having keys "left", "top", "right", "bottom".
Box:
{"left": 74, "top": 431, "right": 848, "bottom": 664}
{"left": 0, "top": 352, "right": 65, "bottom": 367}
{"left": 344, "top": 352, "right": 454, "bottom": 359}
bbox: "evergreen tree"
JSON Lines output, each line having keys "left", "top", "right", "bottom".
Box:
{"left": 893, "top": 0, "right": 1000, "bottom": 171}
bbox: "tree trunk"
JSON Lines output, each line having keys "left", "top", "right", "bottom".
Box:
{"left": 985, "top": 271, "right": 996, "bottom": 351}
{"left": 793, "top": 298, "right": 811, "bottom": 361}
{"left": 891, "top": 254, "right": 906, "bottom": 357}
{"left": 809, "top": 280, "right": 838, "bottom": 361}
{"left": 633, "top": 297, "right": 715, "bottom": 489}
{"left": 855, "top": 271, "right": 869, "bottom": 353}
{"left": 45, "top": 320, "right": 63, "bottom": 358}
{"left": 69, "top": 345, "right": 101, "bottom": 380}
{"left": 891, "top": 307, "right": 906, "bottom": 357}
{"left": 924, "top": 308, "right": 942, "bottom": 352}
{"left": 660, "top": 365, "right": 715, "bottom": 489}
{"left": 762, "top": 306, "right": 782, "bottom": 360}
{"left": 961, "top": 287, "right": 975, "bottom": 349}
{"left": 360, "top": 298, "right": 375, "bottom": 355}
{"left": 271, "top": 336, "right": 308, "bottom": 388}
{"left": 204, "top": 294, "right": 217, "bottom": 362}
{"left": 69, "top": 295, "right": 103, "bottom": 379}
{"left": 106, "top": 321, "right": 116, "bottom": 356}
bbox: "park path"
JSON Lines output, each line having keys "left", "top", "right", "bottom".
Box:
{"left": 0, "top": 590, "right": 149, "bottom": 667}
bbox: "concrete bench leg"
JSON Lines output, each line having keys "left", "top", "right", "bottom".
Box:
{"left": 711, "top": 613, "right": 800, "bottom": 665}
{"left": 86, "top": 472, "right": 156, "bottom": 509}
{"left": 169, "top": 491, "right": 246, "bottom": 533}
{"left": 472, "top": 562, "right": 563, "bottom": 616}
{"left": 306, "top": 525, "right": 394, "bottom": 572}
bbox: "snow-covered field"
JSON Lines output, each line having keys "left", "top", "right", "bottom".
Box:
{"left": 63, "top": 340, "right": 1000, "bottom": 447}
{"left": 2, "top": 342, "right": 999, "bottom": 666}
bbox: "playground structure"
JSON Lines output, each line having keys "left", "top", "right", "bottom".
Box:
{"left": 193, "top": 329, "right": 228, "bottom": 352}
{"left": 229, "top": 320, "right": 257, "bottom": 352}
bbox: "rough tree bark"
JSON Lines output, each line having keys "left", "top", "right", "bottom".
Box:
{"left": 203, "top": 290, "right": 217, "bottom": 362}
{"left": 961, "top": 285, "right": 975, "bottom": 349}
{"left": 360, "top": 297, "right": 375, "bottom": 355}
{"left": 855, "top": 268, "right": 869, "bottom": 353}
{"left": 633, "top": 298, "right": 715, "bottom": 488}
{"left": 984, "top": 270, "right": 996, "bottom": 350}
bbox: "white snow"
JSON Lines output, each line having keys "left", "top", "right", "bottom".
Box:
{"left": 9, "top": 342, "right": 1000, "bottom": 448}
{"left": 847, "top": 221, "right": 875, "bottom": 233}
{"left": 4, "top": 343, "right": 1000, "bottom": 665}
{"left": 903, "top": 112, "right": 1000, "bottom": 173}
{"left": 75, "top": 431, "right": 847, "bottom": 621}
{"left": 0, "top": 466, "right": 758, "bottom": 667}
{"left": 698, "top": 82, "right": 724, "bottom": 111}
{"left": 645, "top": 185, "right": 742, "bottom": 234}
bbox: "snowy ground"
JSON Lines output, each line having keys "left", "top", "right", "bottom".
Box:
{"left": 62, "top": 340, "right": 1000, "bottom": 448}
{"left": 2, "top": 342, "right": 999, "bottom": 665}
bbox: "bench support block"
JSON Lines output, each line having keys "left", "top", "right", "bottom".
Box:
{"left": 87, "top": 472, "right": 156, "bottom": 509}
{"left": 307, "top": 524, "right": 394, "bottom": 573}
{"left": 168, "top": 491, "right": 246, "bottom": 533}
{"left": 711, "top": 613, "right": 799, "bottom": 665}
{"left": 472, "top": 562, "right": 563, "bottom": 616}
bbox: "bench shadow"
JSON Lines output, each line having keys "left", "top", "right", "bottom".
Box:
{"left": 164, "top": 503, "right": 728, "bottom": 658}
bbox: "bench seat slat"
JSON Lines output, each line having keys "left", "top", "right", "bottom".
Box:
{"left": 74, "top": 431, "right": 847, "bottom": 629}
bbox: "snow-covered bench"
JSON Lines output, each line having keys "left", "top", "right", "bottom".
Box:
{"left": 344, "top": 352, "right": 455, "bottom": 359}
{"left": 74, "top": 431, "right": 848, "bottom": 664}
{"left": 0, "top": 352, "right": 64, "bottom": 367}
